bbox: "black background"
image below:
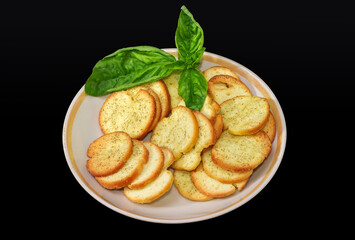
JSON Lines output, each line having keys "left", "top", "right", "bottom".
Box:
{"left": 2, "top": 0, "right": 353, "bottom": 234}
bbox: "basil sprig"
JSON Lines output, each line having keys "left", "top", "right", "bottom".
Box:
{"left": 85, "top": 5, "right": 207, "bottom": 110}
{"left": 85, "top": 46, "right": 182, "bottom": 96}
{"left": 175, "top": 6, "right": 205, "bottom": 69}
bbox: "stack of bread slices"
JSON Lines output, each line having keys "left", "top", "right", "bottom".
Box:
{"left": 86, "top": 66, "right": 276, "bottom": 203}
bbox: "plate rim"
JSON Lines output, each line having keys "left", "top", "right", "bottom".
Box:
{"left": 62, "top": 49, "right": 287, "bottom": 224}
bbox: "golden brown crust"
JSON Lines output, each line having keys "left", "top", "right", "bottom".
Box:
{"left": 160, "top": 147, "right": 176, "bottom": 169}
{"left": 170, "top": 110, "right": 216, "bottom": 171}
{"left": 202, "top": 149, "right": 253, "bottom": 184}
{"left": 262, "top": 111, "right": 276, "bottom": 142}
{"left": 233, "top": 177, "right": 250, "bottom": 191}
{"left": 207, "top": 75, "right": 252, "bottom": 105}
{"left": 136, "top": 87, "right": 162, "bottom": 131}
{"left": 203, "top": 66, "right": 241, "bottom": 81}
{"left": 173, "top": 170, "right": 213, "bottom": 201}
{"left": 211, "top": 99, "right": 221, "bottom": 114}
{"left": 95, "top": 140, "right": 148, "bottom": 189}
{"left": 145, "top": 80, "right": 171, "bottom": 119}
{"left": 86, "top": 132, "right": 133, "bottom": 177}
{"left": 128, "top": 142, "right": 164, "bottom": 189}
{"left": 193, "top": 110, "right": 217, "bottom": 146}
{"left": 214, "top": 115, "right": 224, "bottom": 140}
{"left": 190, "top": 164, "right": 235, "bottom": 198}
{"left": 124, "top": 170, "right": 174, "bottom": 204}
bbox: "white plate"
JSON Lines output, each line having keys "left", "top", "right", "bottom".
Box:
{"left": 62, "top": 49, "right": 287, "bottom": 223}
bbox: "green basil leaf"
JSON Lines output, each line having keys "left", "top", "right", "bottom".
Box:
{"left": 178, "top": 68, "right": 208, "bottom": 111}
{"left": 175, "top": 6, "right": 205, "bottom": 67}
{"left": 85, "top": 46, "right": 177, "bottom": 96}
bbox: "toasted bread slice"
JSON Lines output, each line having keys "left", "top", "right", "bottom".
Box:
{"left": 124, "top": 170, "right": 173, "bottom": 204}
{"left": 214, "top": 115, "right": 224, "bottom": 140}
{"left": 171, "top": 111, "right": 216, "bottom": 171}
{"left": 262, "top": 112, "right": 276, "bottom": 142}
{"left": 95, "top": 140, "right": 148, "bottom": 189}
{"left": 203, "top": 66, "right": 241, "bottom": 84}
{"left": 151, "top": 106, "right": 199, "bottom": 160}
{"left": 128, "top": 142, "right": 164, "bottom": 189}
{"left": 99, "top": 89, "right": 155, "bottom": 139}
{"left": 144, "top": 80, "right": 171, "bottom": 119}
{"left": 191, "top": 164, "right": 235, "bottom": 198}
{"left": 86, "top": 132, "right": 133, "bottom": 177}
{"left": 126, "top": 86, "right": 162, "bottom": 131}
{"left": 211, "top": 99, "right": 221, "bottom": 114}
{"left": 233, "top": 178, "right": 249, "bottom": 191}
{"left": 163, "top": 71, "right": 182, "bottom": 109}
{"left": 220, "top": 96, "right": 270, "bottom": 135}
{"left": 173, "top": 170, "right": 213, "bottom": 201}
{"left": 178, "top": 94, "right": 219, "bottom": 124}
{"left": 202, "top": 149, "right": 253, "bottom": 184}
{"left": 208, "top": 75, "right": 252, "bottom": 104}
{"left": 212, "top": 131, "right": 272, "bottom": 172}
{"left": 161, "top": 147, "right": 175, "bottom": 169}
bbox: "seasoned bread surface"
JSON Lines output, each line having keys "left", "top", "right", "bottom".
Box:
{"left": 99, "top": 89, "right": 155, "bottom": 139}
{"left": 86, "top": 132, "right": 133, "bottom": 177}
{"left": 202, "top": 149, "right": 253, "bottom": 184}
{"left": 220, "top": 96, "right": 270, "bottom": 135}
{"left": 191, "top": 164, "right": 235, "bottom": 198}
{"left": 128, "top": 142, "right": 164, "bottom": 189}
{"left": 212, "top": 131, "right": 271, "bottom": 172}
{"left": 262, "top": 112, "right": 276, "bottom": 142}
{"left": 178, "top": 94, "right": 219, "bottom": 124}
{"left": 144, "top": 80, "right": 171, "bottom": 119}
{"left": 163, "top": 71, "right": 182, "bottom": 109}
{"left": 151, "top": 106, "right": 199, "bottom": 160}
{"left": 171, "top": 111, "right": 216, "bottom": 171}
{"left": 87, "top": 64, "right": 276, "bottom": 203}
{"left": 208, "top": 75, "right": 252, "bottom": 104}
{"left": 203, "top": 66, "right": 240, "bottom": 82}
{"left": 173, "top": 170, "right": 212, "bottom": 201}
{"left": 127, "top": 86, "right": 161, "bottom": 131}
{"left": 124, "top": 170, "right": 173, "bottom": 204}
{"left": 95, "top": 140, "right": 148, "bottom": 189}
